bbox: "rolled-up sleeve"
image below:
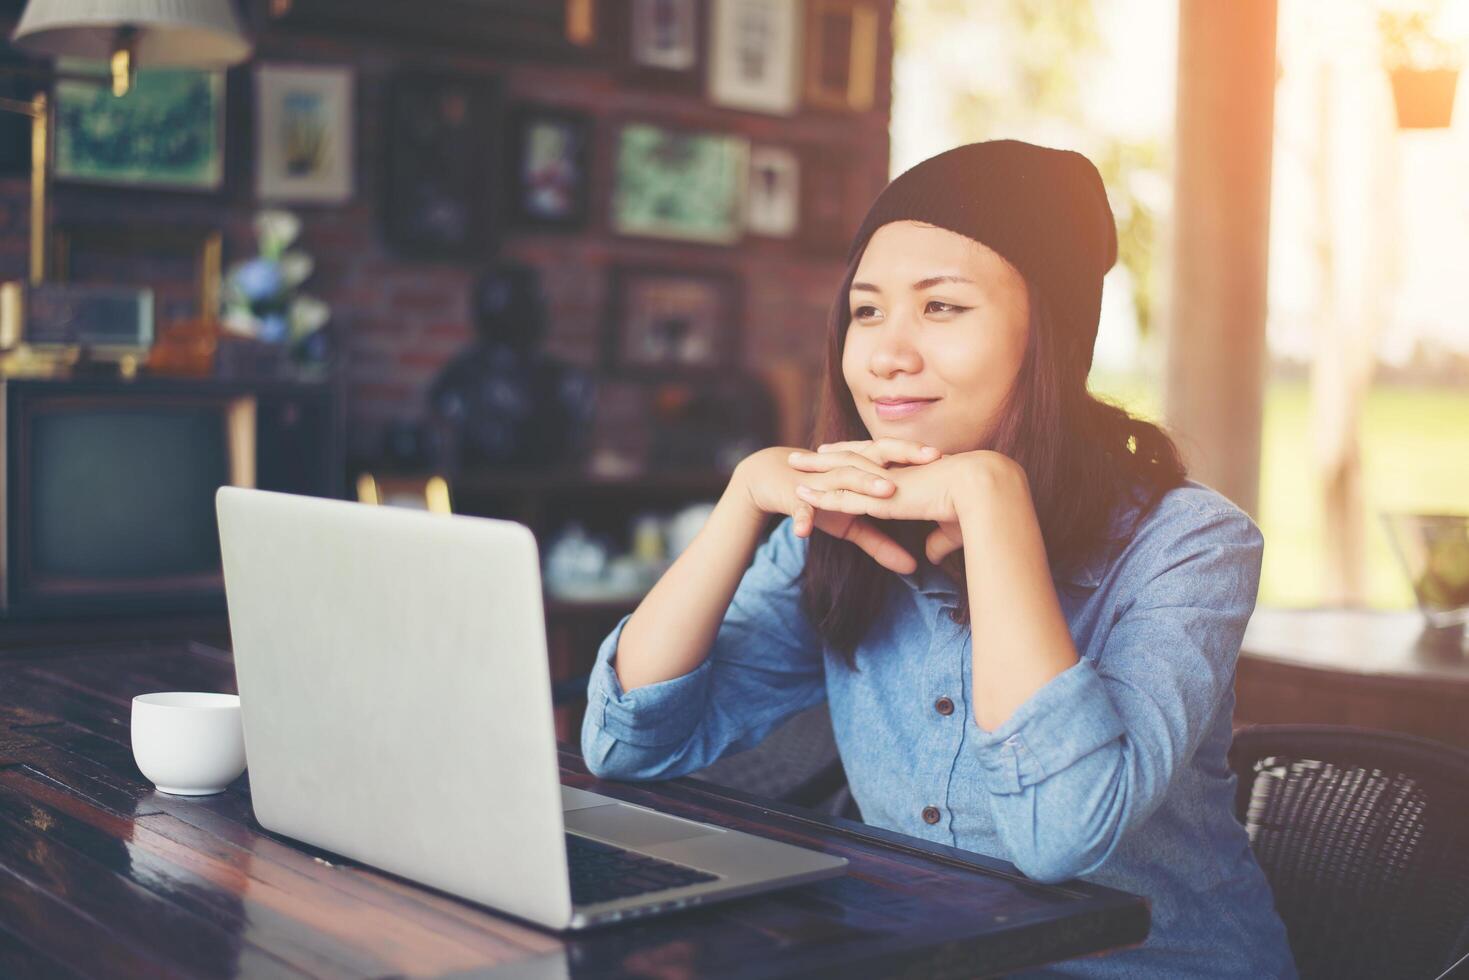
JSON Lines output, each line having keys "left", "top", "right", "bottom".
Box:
{"left": 966, "top": 505, "right": 1264, "bottom": 883}
{"left": 580, "top": 516, "right": 827, "bottom": 781}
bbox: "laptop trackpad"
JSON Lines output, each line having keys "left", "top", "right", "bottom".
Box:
{"left": 564, "top": 803, "right": 725, "bottom": 847}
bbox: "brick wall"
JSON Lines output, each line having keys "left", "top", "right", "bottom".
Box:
{"left": 0, "top": 3, "right": 894, "bottom": 460}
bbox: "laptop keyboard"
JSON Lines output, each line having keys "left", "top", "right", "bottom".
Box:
{"left": 565, "top": 832, "right": 719, "bottom": 906}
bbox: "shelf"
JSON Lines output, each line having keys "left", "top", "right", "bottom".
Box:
{"left": 348, "top": 463, "right": 734, "bottom": 498}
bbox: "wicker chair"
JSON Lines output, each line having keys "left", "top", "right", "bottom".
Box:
{"left": 1229, "top": 724, "right": 1469, "bottom": 980}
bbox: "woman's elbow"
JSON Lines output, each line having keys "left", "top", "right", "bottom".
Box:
{"left": 1010, "top": 837, "right": 1113, "bottom": 884}
{"left": 580, "top": 725, "right": 615, "bottom": 779}
{"left": 1004, "top": 799, "right": 1123, "bottom": 882}
{"left": 579, "top": 725, "right": 698, "bottom": 782}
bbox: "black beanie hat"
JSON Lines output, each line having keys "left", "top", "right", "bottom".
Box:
{"left": 846, "top": 139, "right": 1118, "bottom": 375}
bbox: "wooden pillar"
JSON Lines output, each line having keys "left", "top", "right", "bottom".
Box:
{"left": 1165, "top": 0, "right": 1278, "bottom": 517}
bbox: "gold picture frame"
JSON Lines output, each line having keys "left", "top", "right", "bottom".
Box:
{"left": 50, "top": 223, "right": 222, "bottom": 324}
{"left": 803, "top": 0, "right": 879, "bottom": 113}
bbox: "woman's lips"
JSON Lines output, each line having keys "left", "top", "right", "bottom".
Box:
{"left": 873, "top": 398, "right": 937, "bottom": 420}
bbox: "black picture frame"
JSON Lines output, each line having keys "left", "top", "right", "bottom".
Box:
{"left": 52, "top": 59, "right": 227, "bottom": 194}
{"left": 381, "top": 71, "right": 500, "bottom": 259}
{"left": 266, "top": 0, "right": 603, "bottom": 64}
{"left": 504, "top": 105, "right": 593, "bottom": 231}
{"left": 800, "top": 150, "right": 861, "bottom": 257}
{"left": 50, "top": 222, "right": 222, "bottom": 326}
{"left": 613, "top": 0, "right": 706, "bottom": 94}
{"left": 603, "top": 265, "right": 741, "bottom": 377}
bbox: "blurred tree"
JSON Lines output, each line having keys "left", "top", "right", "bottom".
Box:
{"left": 894, "top": 0, "right": 1169, "bottom": 338}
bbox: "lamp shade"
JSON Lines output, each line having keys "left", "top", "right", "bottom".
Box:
{"left": 11, "top": 0, "right": 252, "bottom": 66}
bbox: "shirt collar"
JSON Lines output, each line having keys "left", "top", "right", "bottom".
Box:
{"left": 896, "top": 561, "right": 962, "bottom": 599}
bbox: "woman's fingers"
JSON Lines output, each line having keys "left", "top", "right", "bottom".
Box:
{"left": 816, "top": 513, "right": 917, "bottom": 574}
{"left": 792, "top": 500, "right": 816, "bottom": 537}
{"left": 868, "top": 437, "right": 942, "bottom": 465}
{"left": 794, "top": 464, "right": 894, "bottom": 503}
{"left": 788, "top": 449, "right": 888, "bottom": 476}
{"left": 812, "top": 438, "right": 940, "bottom": 467}
{"left": 925, "top": 522, "right": 964, "bottom": 564}
{"left": 795, "top": 482, "right": 897, "bottom": 518}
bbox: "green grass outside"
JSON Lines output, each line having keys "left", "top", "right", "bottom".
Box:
{"left": 1087, "top": 372, "right": 1469, "bottom": 609}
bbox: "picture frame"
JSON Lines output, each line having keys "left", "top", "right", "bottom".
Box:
{"left": 0, "top": 281, "right": 155, "bottom": 356}
{"left": 268, "top": 0, "right": 598, "bottom": 60}
{"left": 800, "top": 152, "right": 860, "bottom": 256}
{"left": 381, "top": 71, "right": 499, "bottom": 259}
{"left": 745, "top": 145, "right": 800, "bottom": 238}
{"left": 708, "top": 0, "right": 803, "bottom": 115}
{"left": 504, "top": 105, "right": 592, "bottom": 230}
{"left": 610, "top": 122, "right": 748, "bottom": 245}
{"left": 803, "top": 0, "right": 880, "bottom": 113}
{"left": 616, "top": 0, "right": 703, "bottom": 93}
{"left": 53, "top": 57, "right": 225, "bottom": 191}
{"left": 49, "top": 223, "right": 223, "bottom": 326}
{"left": 605, "top": 267, "right": 741, "bottom": 375}
{"left": 630, "top": 0, "right": 698, "bottom": 71}
{"left": 254, "top": 63, "right": 355, "bottom": 204}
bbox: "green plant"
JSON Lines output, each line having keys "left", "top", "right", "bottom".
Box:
{"left": 1379, "top": 4, "right": 1463, "bottom": 71}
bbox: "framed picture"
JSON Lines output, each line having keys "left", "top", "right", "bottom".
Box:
{"left": 745, "top": 146, "right": 799, "bottom": 238}
{"left": 505, "top": 106, "right": 592, "bottom": 229}
{"left": 50, "top": 223, "right": 223, "bottom": 325}
{"left": 605, "top": 267, "right": 740, "bottom": 375}
{"left": 611, "top": 122, "right": 748, "bottom": 245}
{"left": 630, "top": 0, "right": 698, "bottom": 71}
{"left": 800, "top": 152, "right": 860, "bottom": 256}
{"left": 2, "top": 281, "right": 154, "bottom": 354}
{"left": 269, "top": 0, "right": 597, "bottom": 59}
{"left": 615, "top": 0, "right": 703, "bottom": 93}
{"left": 708, "top": 0, "right": 802, "bottom": 115}
{"left": 53, "top": 58, "right": 224, "bottom": 191}
{"left": 803, "top": 0, "right": 880, "bottom": 113}
{"left": 254, "top": 64, "right": 355, "bottom": 203}
{"left": 382, "top": 72, "right": 499, "bottom": 258}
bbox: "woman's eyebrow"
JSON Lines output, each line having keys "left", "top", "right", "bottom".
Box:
{"left": 850, "top": 274, "right": 974, "bottom": 294}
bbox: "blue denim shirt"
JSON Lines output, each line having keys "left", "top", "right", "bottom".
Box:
{"left": 581, "top": 480, "right": 1297, "bottom": 979}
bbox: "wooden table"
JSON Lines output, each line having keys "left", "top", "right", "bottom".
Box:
{"left": 0, "top": 638, "right": 1150, "bottom": 979}
{"left": 1238, "top": 607, "right": 1469, "bottom": 747}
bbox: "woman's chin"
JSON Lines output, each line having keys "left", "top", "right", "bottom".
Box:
{"left": 868, "top": 419, "right": 934, "bottom": 440}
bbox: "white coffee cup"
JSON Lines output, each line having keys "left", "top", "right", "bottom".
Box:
{"left": 131, "top": 692, "right": 247, "bottom": 796}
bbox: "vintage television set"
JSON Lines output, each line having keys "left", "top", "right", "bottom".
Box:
{"left": 0, "top": 378, "right": 340, "bottom": 618}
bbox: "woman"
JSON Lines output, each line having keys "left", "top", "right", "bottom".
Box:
{"left": 580, "top": 140, "right": 1296, "bottom": 978}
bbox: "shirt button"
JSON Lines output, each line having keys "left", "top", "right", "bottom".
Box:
{"left": 921, "top": 805, "right": 941, "bottom": 825}
{"left": 934, "top": 696, "right": 954, "bottom": 716}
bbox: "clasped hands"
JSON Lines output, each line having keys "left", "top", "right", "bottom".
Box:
{"left": 783, "top": 437, "right": 1026, "bottom": 575}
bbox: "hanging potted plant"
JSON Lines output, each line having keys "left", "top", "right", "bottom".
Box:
{"left": 1380, "top": 5, "right": 1463, "bottom": 129}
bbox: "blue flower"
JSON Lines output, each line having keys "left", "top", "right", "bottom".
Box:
{"left": 233, "top": 258, "right": 283, "bottom": 302}
{"left": 259, "top": 313, "right": 289, "bottom": 343}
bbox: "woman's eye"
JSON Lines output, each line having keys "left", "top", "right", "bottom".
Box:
{"left": 926, "top": 300, "right": 966, "bottom": 315}
{"left": 851, "top": 305, "right": 881, "bottom": 320}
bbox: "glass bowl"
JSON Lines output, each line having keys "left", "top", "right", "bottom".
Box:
{"left": 1381, "top": 512, "right": 1469, "bottom": 629}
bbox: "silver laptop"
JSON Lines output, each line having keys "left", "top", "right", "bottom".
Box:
{"left": 215, "top": 486, "right": 848, "bottom": 931}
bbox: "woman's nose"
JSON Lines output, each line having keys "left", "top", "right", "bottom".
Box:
{"left": 869, "top": 320, "right": 923, "bottom": 377}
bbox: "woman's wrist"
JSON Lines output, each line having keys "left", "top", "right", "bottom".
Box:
{"left": 953, "top": 452, "right": 1012, "bottom": 532}
{"left": 726, "top": 454, "right": 777, "bottom": 531}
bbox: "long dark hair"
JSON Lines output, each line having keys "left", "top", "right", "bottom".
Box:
{"left": 801, "top": 255, "right": 1187, "bottom": 669}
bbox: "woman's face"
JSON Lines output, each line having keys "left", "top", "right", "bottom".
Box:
{"left": 842, "top": 220, "right": 1031, "bottom": 455}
